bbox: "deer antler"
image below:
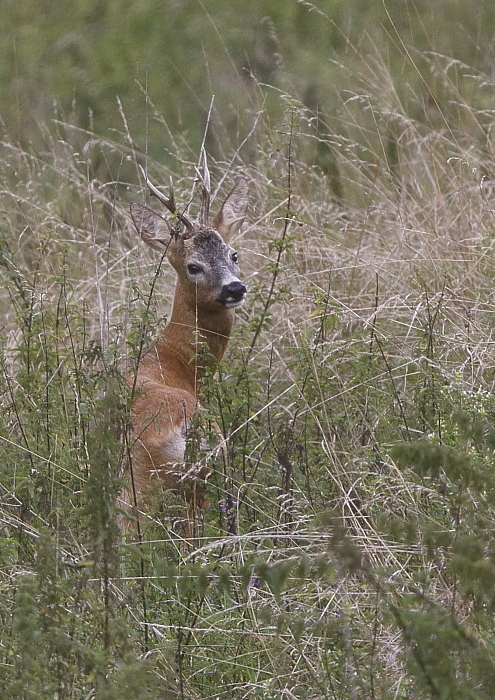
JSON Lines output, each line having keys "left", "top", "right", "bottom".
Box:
{"left": 138, "top": 164, "right": 195, "bottom": 232}
{"left": 195, "top": 148, "right": 211, "bottom": 228}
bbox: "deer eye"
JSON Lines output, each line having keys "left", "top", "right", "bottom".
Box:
{"left": 231, "top": 251, "right": 238, "bottom": 264}
{"left": 187, "top": 264, "right": 203, "bottom": 275}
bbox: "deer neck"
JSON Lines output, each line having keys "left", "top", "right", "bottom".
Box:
{"left": 155, "top": 283, "right": 235, "bottom": 393}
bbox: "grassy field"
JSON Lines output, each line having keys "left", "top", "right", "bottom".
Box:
{"left": 3, "top": 30, "right": 495, "bottom": 700}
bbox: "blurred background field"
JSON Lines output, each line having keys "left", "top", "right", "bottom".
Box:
{"left": 3, "top": 1, "right": 495, "bottom": 698}
{"left": 3, "top": 0, "right": 495, "bottom": 164}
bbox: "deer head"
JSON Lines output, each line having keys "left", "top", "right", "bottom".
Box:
{"left": 130, "top": 155, "right": 249, "bottom": 312}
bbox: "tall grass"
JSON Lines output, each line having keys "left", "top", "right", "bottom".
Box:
{"left": 2, "top": 46, "right": 495, "bottom": 699}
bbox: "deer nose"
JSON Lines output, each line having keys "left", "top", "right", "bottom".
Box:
{"left": 219, "top": 281, "right": 247, "bottom": 307}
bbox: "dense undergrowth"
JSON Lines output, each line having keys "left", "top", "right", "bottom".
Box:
{"left": 3, "top": 46, "right": 495, "bottom": 700}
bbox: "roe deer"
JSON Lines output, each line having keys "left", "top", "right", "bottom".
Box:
{"left": 124, "top": 153, "right": 248, "bottom": 535}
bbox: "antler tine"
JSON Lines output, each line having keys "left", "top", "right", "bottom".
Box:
{"left": 195, "top": 148, "right": 211, "bottom": 227}
{"left": 138, "top": 164, "right": 195, "bottom": 232}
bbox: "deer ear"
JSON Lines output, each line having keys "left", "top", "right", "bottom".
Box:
{"left": 213, "top": 178, "right": 249, "bottom": 243}
{"left": 130, "top": 202, "right": 173, "bottom": 252}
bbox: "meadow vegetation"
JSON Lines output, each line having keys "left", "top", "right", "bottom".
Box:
{"left": 3, "top": 2, "right": 495, "bottom": 698}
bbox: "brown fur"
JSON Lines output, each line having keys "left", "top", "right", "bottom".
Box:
{"left": 122, "top": 174, "right": 249, "bottom": 535}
